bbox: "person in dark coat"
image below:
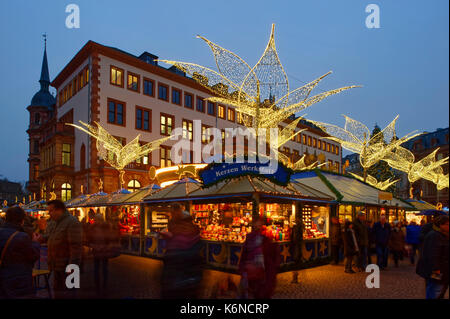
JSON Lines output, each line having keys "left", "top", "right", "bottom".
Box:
{"left": 353, "top": 212, "right": 368, "bottom": 271}
{"left": 342, "top": 220, "right": 358, "bottom": 273}
{"left": 160, "top": 204, "right": 203, "bottom": 299}
{"left": 239, "top": 217, "right": 280, "bottom": 298}
{"left": 367, "top": 220, "right": 376, "bottom": 265}
{"left": 40, "top": 200, "right": 83, "bottom": 299}
{"left": 389, "top": 221, "right": 405, "bottom": 267}
{"left": 372, "top": 215, "right": 391, "bottom": 270}
{"left": 329, "top": 216, "right": 342, "bottom": 265}
{"left": 416, "top": 215, "right": 449, "bottom": 299}
{"left": 87, "top": 213, "right": 117, "bottom": 297}
{"left": 406, "top": 220, "right": 421, "bottom": 265}
{"left": 0, "top": 206, "right": 40, "bottom": 298}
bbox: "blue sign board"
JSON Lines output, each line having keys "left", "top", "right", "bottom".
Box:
{"left": 199, "top": 162, "right": 292, "bottom": 187}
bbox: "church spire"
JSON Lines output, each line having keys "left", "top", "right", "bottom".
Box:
{"left": 39, "top": 33, "right": 50, "bottom": 91}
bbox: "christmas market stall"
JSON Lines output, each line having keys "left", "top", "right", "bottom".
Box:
{"left": 403, "top": 199, "right": 437, "bottom": 224}
{"left": 141, "top": 162, "right": 336, "bottom": 272}
{"left": 291, "top": 169, "right": 414, "bottom": 224}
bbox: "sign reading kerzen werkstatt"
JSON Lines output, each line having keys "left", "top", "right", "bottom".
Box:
{"left": 199, "top": 162, "right": 292, "bottom": 187}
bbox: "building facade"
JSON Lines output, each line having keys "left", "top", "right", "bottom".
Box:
{"left": 401, "top": 128, "right": 449, "bottom": 207}
{"left": 27, "top": 41, "right": 343, "bottom": 201}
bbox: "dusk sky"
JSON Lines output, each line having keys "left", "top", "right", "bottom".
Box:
{"left": 0, "top": 0, "right": 448, "bottom": 184}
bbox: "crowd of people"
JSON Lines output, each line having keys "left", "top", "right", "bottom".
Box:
{"left": 0, "top": 200, "right": 120, "bottom": 298}
{"left": 330, "top": 211, "right": 449, "bottom": 299}
{"left": 0, "top": 202, "right": 448, "bottom": 299}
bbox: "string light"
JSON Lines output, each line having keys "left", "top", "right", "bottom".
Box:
{"left": 384, "top": 146, "right": 449, "bottom": 188}
{"left": 349, "top": 172, "right": 399, "bottom": 191}
{"left": 158, "top": 24, "right": 359, "bottom": 135}
{"left": 309, "top": 115, "right": 421, "bottom": 170}
{"left": 68, "top": 121, "right": 170, "bottom": 188}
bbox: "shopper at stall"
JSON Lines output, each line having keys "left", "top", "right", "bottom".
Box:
{"left": 389, "top": 221, "right": 405, "bottom": 267}
{"left": 372, "top": 215, "right": 391, "bottom": 270}
{"left": 406, "top": 220, "right": 421, "bottom": 265}
{"left": 0, "top": 206, "right": 40, "bottom": 298}
{"left": 416, "top": 215, "right": 449, "bottom": 299}
{"left": 353, "top": 212, "right": 368, "bottom": 271}
{"left": 160, "top": 204, "right": 203, "bottom": 299}
{"left": 367, "top": 220, "right": 376, "bottom": 265}
{"left": 342, "top": 220, "right": 358, "bottom": 274}
{"left": 87, "top": 213, "right": 116, "bottom": 297}
{"left": 329, "top": 216, "right": 342, "bottom": 265}
{"left": 43, "top": 200, "right": 83, "bottom": 299}
{"left": 239, "top": 217, "right": 280, "bottom": 298}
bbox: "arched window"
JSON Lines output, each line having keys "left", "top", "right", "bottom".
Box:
{"left": 127, "top": 179, "right": 141, "bottom": 192}
{"left": 61, "top": 183, "right": 72, "bottom": 202}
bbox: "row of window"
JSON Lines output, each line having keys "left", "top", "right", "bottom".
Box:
{"left": 109, "top": 66, "right": 248, "bottom": 123}
{"left": 106, "top": 96, "right": 339, "bottom": 156}
{"left": 59, "top": 66, "right": 90, "bottom": 107}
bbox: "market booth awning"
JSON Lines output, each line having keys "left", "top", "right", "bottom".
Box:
{"left": 292, "top": 170, "right": 413, "bottom": 209}
{"left": 415, "top": 209, "right": 448, "bottom": 216}
{"left": 404, "top": 199, "right": 436, "bottom": 211}
{"left": 143, "top": 175, "right": 335, "bottom": 204}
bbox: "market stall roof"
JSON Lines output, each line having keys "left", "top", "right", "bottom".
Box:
{"left": 404, "top": 199, "right": 436, "bottom": 211}
{"left": 78, "top": 191, "right": 108, "bottom": 207}
{"left": 292, "top": 170, "right": 413, "bottom": 209}
{"left": 65, "top": 194, "right": 89, "bottom": 208}
{"left": 22, "top": 200, "right": 47, "bottom": 211}
{"left": 143, "top": 178, "right": 202, "bottom": 202}
{"left": 122, "top": 184, "right": 161, "bottom": 204}
{"left": 415, "top": 209, "right": 448, "bottom": 216}
{"left": 143, "top": 176, "right": 334, "bottom": 203}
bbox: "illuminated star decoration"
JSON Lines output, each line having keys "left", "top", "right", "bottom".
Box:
{"left": 309, "top": 115, "right": 421, "bottom": 176}
{"left": 349, "top": 172, "right": 399, "bottom": 191}
{"left": 68, "top": 121, "right": 170, "bottom": 188}
{"left": 384, "top": 146, "right": 449, "bottom": 189}
{"left": 159, "top": 24, "right": 359, "bottom": 142}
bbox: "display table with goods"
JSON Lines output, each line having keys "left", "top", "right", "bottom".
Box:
{"left": 292, "top": 170, "right": 414, "bottom": 224}
{"left": 142, "top": 173, "right": 335, "bottom": 271}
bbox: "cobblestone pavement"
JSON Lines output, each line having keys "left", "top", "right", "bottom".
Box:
{"left": 35, "top": 253, "right": 448, "bottom": 299}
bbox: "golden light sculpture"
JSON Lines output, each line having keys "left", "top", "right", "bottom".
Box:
{"left": 384, "top": 146, "right": 449, "bottom": 189}
{"left": 309, "top": 115, "right": 421, "bottom": 180}
{"left": 349, "top": 172, "right": 399, "bottom": 191}
{"left": 68, "top": 121, "right": 170, "bottom": 189}
{"left": 159, "top": 24, "right": 359, "bottom": 136}
{"left": 291, "top": 155, "right": 325, "bottom": 171}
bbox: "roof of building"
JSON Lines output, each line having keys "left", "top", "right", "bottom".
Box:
{"left": 402, "top": 127, "right": 449, "bottom": 151}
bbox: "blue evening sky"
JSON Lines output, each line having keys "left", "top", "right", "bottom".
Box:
{"left": 0, "top": 0, "right": 448, "bottom": 183}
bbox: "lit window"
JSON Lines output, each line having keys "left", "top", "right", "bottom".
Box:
{"left": 110, "top": 66, "right": 123, "bottom": 86}
{"left": 62, "top": 144, "right": 71, "bottom": 166}
{"left": 160, "top": 146, "right": 172, "bottom": 167}
{"left": 227, "top": 108, "right": 235, "bottom": 122}
{"left": 218, "top": 105, "right": 225, "bottom": 119}
{"left": 160, "top": 114, "right": 174, "bottom": 136}
{"left": 182, "top": 119, "right": 193, "bottom": 141}
{"left": 127, "top": 72, "right": 139, "bottom": 91}
{"left": 61, "top": 183, "right": 72, "bottom": 202}
{"left": 127, "top": 179, "right": 141, "bottom": 192}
